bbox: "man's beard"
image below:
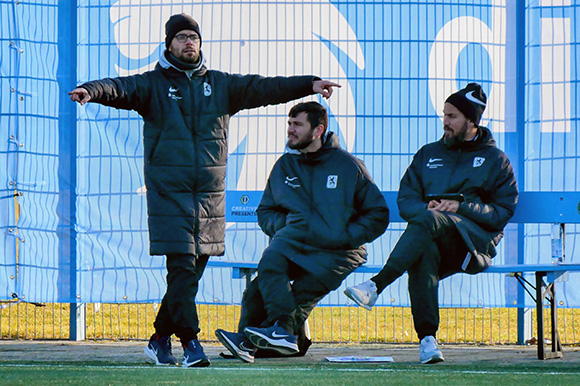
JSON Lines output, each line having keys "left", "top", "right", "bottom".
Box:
{"left": 288, "top": 137, "right": 315, "bottom": 150}
{"left": 178, "top": 53, "right": 200, "bottom": 64}
{"left": 443, "top": 122, "right": 468, "bottom": 146}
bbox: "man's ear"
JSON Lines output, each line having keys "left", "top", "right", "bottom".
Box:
{"left": 314, "top": 124, "right": 325, "bottom": 139}
{"left": 467, "top": 120, "right": 478, "bottom": 131}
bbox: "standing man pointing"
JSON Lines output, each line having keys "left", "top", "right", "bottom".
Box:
{"left": 70, "top": 13, "right": 340, "bottom": 367}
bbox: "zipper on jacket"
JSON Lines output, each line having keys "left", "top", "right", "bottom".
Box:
{"left": 307, "top": 163, "right": 316, "bottom": 242}
{"left": 190, "top": 75, "right": 200, "bottom": 252}
{"left": 447, "top": 147, "right": 461, "bottom": 190}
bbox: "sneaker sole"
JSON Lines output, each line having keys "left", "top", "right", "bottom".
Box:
{"left": 215, "top": 330, "right": 255, "bottom": 364}
{"left": 244, "top": 328, "right": 299, "bottom": 356}
{"left": 344, "top": 288, "right": 373, "bottom": 311}
{"left": 183, "top": 356, "right": 211, "bottom": 367}
{"left": 144, "top": 346, "right": 177, "bottom": 366}
{"left": 421, "top": 354, "right": 445, "bottom": 364}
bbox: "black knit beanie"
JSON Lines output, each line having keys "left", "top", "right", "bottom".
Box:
{"left": 165, "top": 13, "right": 202, "bottom": 48}
{"left": 445, "top": 83, "right": 487, "bottom": 125}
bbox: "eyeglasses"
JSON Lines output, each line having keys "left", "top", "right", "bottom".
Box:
{"left": 174, "top": 34, "right": 200, "bottom": 43}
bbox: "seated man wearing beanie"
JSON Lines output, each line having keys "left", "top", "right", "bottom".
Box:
{"left": 215, "top": 101, "right": 389, "bottom": 363}
{"left": 344, "top": 83, "right": 518, "bottom": 364}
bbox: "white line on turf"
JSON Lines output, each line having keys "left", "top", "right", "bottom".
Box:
{"left": 0, "top": 364, "right": 579, "bottom": 376}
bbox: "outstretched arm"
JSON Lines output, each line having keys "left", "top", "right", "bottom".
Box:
{"left": 312, "top": 80, "right": 341, "bottom": 99}
{"left": 67, "top": 75, "right": 152, "bottom": 114}
{"left": 69, "top": 87, "right": 91, "bottom": 106}
{"left": 227, "top": 75, "right": 341, "bottom": 114}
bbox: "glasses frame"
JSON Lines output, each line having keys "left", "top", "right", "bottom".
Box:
{"left": 174, "top": 34, "right": 200, "bottom": 43}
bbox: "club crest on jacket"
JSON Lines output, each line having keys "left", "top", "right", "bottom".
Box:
{"left": 326, "top": 175, "right": 338, "bottom": 189}
{"left": 203, "top": 82, "right": 212, "bottom": 96}
{"left": 473, "top": 157, "right": 485, "bottom": 168}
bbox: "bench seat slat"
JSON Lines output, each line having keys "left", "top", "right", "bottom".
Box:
{"left": 207, "top": 261, "right": 580, "bottom": 274}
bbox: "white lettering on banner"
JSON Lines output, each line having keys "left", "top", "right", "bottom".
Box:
{"left": 230, "top": 206, "right": 258, "bottom": 217}
{"left": 428, "top": 0, "right": 506, "bottom": 132}
{"left": 540, "top": 17, "right": 570, "bottom": 133}
{"left": 231, "top": 206, "right": 258, "bottom": 211}
{"left": 429, "top": 1, "right": 571, "bottom": 134}
{"left": 540, "top": 0, "right": 570, "bottom": 6}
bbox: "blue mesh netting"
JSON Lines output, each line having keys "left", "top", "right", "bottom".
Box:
{"left": 1, "top": 1, "right": 579, "bottom": 308}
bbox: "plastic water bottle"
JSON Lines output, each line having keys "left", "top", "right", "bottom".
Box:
{"left": 551, "top": 223, "right": 563, "bottom": 265}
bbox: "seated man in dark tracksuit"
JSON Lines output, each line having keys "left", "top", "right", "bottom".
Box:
{"left": 344, "top": 83, "right": 518, "bottom": 364}
{"left": 215, "top": 101, "right": 389, "bottom": 363}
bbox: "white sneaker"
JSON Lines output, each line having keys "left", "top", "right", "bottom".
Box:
{"left": 419, "top": 336, "right": 444, "bottom": 364}
{"left": 344, "top": 280, "right": 378, "bottom": 310}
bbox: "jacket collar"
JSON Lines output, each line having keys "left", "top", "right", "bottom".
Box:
{"left": 158, "top": 49, "right": 207, "bottom": 77}
{"left": 439, "top": 126, "right": 496, "bottom": 150}
{"left": 287, "top": 132, "right": 341, "bottom": 164}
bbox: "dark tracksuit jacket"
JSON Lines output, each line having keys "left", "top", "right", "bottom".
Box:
{"left": 79, "top": 51, "right": 319, "bottom": 339}
{"left": 80, "top": 52, "right": 319, "bottom": 257}
{"left": 397, "top": 126, "right": 519, "bottom": 273}
{"left": 257, "top": 132, "right": 390, "bottom": 290}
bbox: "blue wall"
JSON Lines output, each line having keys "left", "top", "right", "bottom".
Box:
{"left": 1, "top": 0, "right": 579, "bottom": 307}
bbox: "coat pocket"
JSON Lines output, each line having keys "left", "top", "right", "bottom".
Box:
{"left": 145, "top": 132, "right": 162, "bottom": 163}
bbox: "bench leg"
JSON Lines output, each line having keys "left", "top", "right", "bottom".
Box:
{"left": 535, "top": 272, "right": 545, "bottom": 359}
{"left": 547, "top": 280, "right": 563, "bottom": 359}
{"left": 535, "top": 272, "right": 563, "bottom": 360}
{"left": 235, "top": 268, "right": 256, "bottom": 288}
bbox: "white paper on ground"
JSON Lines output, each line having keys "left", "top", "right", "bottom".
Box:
{"left": 325, "top": 356, "right": 394, "bottom": 363}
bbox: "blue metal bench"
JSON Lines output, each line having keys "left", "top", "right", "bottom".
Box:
{"left": 212, "top": 191, "right": 580, "bottom": 360}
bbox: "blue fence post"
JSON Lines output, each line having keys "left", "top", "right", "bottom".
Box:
{"left": 514, "top": 0, "right": 530, "bottom": 346}
{"left": 56, "top": 0, "right": 83, "bottom": 340}
{"left": 504, "top": 0, "right": 530, "bottom": 346}
{"left": 510, "top": 0, "right": 530, "bottom": 345}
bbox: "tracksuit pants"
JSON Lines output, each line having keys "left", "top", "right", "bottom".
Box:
{"left": 153, "top": 254, "right": 209, "bottom": 344}
{"left": 241, "top": 248, "right": 330, "bottom": 335}
{"left": 371, "top": 210, "right": 468, "bottom": 340}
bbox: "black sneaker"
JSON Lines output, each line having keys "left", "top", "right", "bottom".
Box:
{"left": 182, "top": 339, "right": 211, "bottom": 367}
{"left": 215, "top": 329, "right": 257, "bottom": 363}
{"left": 244, "top": 323, "right": 299, "bottom": 356}
{"left": 144, "top": 334, "right": 178, "bottom": 365}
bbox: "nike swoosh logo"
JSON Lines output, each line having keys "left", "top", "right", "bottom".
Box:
{"left": 169, "top": 87, "right": 178, "bottom": 92}
{"left": 271, "top": 331, "right": 289, "bottom": 338}
{"left": 428, "top": 158, "right": 442, "bottom": 163}
{"left": 239, "top": 342, "right": 253, "bottom": 351}
{"left": 465, "top": 90, "right": 486, "bottom": 106}
{"left": 285, "top": 176, "right": 301, "bottom": 188}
